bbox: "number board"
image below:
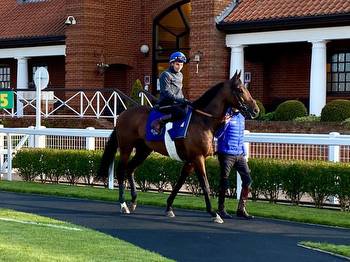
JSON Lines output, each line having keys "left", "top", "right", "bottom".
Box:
{"left": 0, "top": 90, "right": 14, "bottom": 109}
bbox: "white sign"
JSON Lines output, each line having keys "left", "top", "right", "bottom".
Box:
{"left": 34, "top": 67, "right": 49, "bottom": 90}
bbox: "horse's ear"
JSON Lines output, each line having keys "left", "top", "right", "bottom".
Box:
{"left": 237, "top": 70, "right": 241, "bottom": 79}
{"left": 230, "top": 71, "right": 238, "bottom": 82}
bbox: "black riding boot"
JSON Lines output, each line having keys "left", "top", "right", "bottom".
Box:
{"left": 237, "top": 187, "right": 254, "bottom": 219}
{"left": 151, "top": 114, "right": 172, "bottom": 134}
{"left": 217, "top": 188, "right": 233, "bottom": 219}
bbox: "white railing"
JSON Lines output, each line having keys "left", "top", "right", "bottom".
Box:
{"left": 0, "top": 89, "right": 139, "bottom": 126}
{"left": 1, "top": 127, "right": 350, "bottom": 191}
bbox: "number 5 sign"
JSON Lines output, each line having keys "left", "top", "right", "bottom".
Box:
{"left": 0, "top": 91, "right": 14, "bottom": 109}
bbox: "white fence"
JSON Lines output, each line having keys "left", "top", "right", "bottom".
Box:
{"left": 0, "top": 89, "right": 152, "bottom": 126}
{"left": 1, "top": 127, "right": 350, "bottom": 192}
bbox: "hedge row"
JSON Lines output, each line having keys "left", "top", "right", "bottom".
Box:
{"left": 12, "top": 149, "right": 350, "bottom": 210}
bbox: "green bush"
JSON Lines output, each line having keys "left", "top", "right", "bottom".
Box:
{"left": 12, "top": 149, "right": 350, "bottom": 210}
{"left": 259, "top": 112, "right": 275, "bottom": 121}
{"left": 255, "top": 100, "right": 266, "bottom": 120}
{"left": 130, "top": 79, "right": 143, "bottom": 105}
{"left": 341, "top": 118, "right": 350, "bottom": 128}
{"left": 274, "top": 100, "right": 307, "bottom": 121}
{"left": 321, "top": 99, "right": 350, "bottom": 122}
{"left": 294, "top": 115, "right": 320, "bottom": 122}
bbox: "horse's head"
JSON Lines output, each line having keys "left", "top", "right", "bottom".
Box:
{"left": 224, "top": 71, "right": 260, "bottom": 119}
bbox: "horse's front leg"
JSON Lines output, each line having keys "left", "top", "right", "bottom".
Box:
{"left": 165, "top": 162, "right": 194, "bottom": 217}
{"left": 193, "top": 156, "right": 224, "bottom": 224}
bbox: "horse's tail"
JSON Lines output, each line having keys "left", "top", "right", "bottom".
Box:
{"left": 97, "top": 128, "right": 118, "bottom": 181}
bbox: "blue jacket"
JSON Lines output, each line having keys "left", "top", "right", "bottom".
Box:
{"left": 215, "top": 111, "right": 246, "bottom": 156}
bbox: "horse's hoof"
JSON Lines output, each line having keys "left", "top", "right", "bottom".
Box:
{"left": 129, "top": 202, "right": 137, "bottom": 212}
{"left": 120, "top": 202, "right": 130, "bottom": 214}
{"left": 166, "top": 210, "right": 175, "bottom": 218}
{"left": 212, "top": 213, "right": 224, "bottom": 224}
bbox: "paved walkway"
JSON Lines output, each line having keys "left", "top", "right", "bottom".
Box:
{"left": 0, "top": 191, "right": 349, "bottom": 262}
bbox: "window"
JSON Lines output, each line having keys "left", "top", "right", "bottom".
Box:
{"left": 327, "top": 52, "right": 350, "bottom": 93}
{"left": 0, "top": 66, "right": 11, "bottom": 89}
{"left": 153, "top": 2, "right": 191, "bottom": 91}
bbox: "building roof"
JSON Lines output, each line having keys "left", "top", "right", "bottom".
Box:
{"left": 218, "top": 0, "right": 350, "bottom": 32}
{"left": 0, "top": 0, "right": 66, "bottom": 45}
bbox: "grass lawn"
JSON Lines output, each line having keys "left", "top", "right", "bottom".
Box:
{"left": 1, "top": 180, "right": 350, "bottom": 228}
{"left": 0, "top": 208, "right": 172, "bottom": 262}
{"left": 300, "top": 241, "right": 350, "bottom": 259}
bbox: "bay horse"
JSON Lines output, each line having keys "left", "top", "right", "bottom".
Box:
{"left": 97, "top": 71, "right": 259, "bottom": 223}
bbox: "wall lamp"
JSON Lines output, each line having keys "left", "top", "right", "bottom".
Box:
{"left": 65, "top": 16, "right": 77, "bottom": 26}
{"left": 140, "top": 44, "right": 150, "bottom": 57}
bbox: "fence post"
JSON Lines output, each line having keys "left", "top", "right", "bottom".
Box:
{"left": 7, "top": 134, "right": 12, "bottom": 181}
{"left": 35, "top": 126, "right": 46, "bottom": 148}
{"left": 86, "top": 127, "right": 95, "bottom": 150}
{"left": 0, "top": 125, "right": 3, "bottom": 180}
{"left": 108, "top": 161, "right": 114, "bottom": 190}
{"left": 328, "top": 132, "right": 340, "bottom": 204}
{"left": 28, "top": 126, "right": 35, "bottom": 147}
{"left": 237, "top": 130, "right": 250, "bottom": 200}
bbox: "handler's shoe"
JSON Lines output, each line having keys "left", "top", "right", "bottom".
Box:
{"left": 218, "top": 209, "right": 233, "bottom": 219}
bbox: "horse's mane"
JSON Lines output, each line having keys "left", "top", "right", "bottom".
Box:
{"left": 192, "top": 82, "right": 224, "bottom": 109}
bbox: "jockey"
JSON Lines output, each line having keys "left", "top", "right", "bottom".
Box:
{"left": 151, "top": 51, "right": 192, "bottom": 134}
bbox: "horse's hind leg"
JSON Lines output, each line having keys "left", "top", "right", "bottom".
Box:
{"left": 126, "top": 143, "right": 152, "bottom": 212}
{"left": 193, "top": 156, "right": 223, "bottom": 224}
{"left": 166, "top": 162, "right": 194, "bottom": 217}
{"left": 117, "top": 146, "right": 133, "bottom": 214}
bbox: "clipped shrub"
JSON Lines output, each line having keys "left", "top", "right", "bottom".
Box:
{"left": 259, "top": 112, "right": 275, "bottom": 121}
{"left": 341, "top": 117, "right": 350, "bottom": 128}
{"left": 249, "top": 158, "right": 283, "bottom": 202}
{"left": 129, "top": 79, "right": 143, "bottom": 105}
{"left": 13, "top": 149, "right": 44, "bottom": 181}
{"left": 255, "top": 100, "right": 266, "bottom": 120}
{"left": 294, "top": 115, "right": 320, "bottom": 122}
{"left": 274, "top": 100, "right": 307, "bottom": 121}
{"left": 280, "top": 161, "right": 308, "bottom": 205}
{"left": 321, "top": 99, "right": 350, "bottom": 122}
{"left": 304, "top": 161, "right": 336, "bottom": 208}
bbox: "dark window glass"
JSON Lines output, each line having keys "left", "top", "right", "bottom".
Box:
{"left": 327, "top": 52, "right": 350, "bottom": 93}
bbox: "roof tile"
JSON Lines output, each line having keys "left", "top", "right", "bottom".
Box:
{"left": 224, "top": 0, "right": 350, "bottom": 23}
{"left": 0, "top": 0, "right": 66, "bottom": 40}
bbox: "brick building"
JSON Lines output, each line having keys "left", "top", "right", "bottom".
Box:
{"left": 0, "top": 0, "right": 349, "bottom": 115}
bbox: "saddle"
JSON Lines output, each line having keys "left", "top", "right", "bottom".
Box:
{"left": 146, "top": 108, "right": 192, "bottom": 141}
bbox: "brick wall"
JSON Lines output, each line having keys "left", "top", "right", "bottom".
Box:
{"left": 188, "top": 0, "right": 231, "bottom": 99}
{"left": 245, "top": 43, "right": 311, "bottom": 111}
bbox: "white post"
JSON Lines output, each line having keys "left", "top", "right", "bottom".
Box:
{"left": 237, "top": 130, "right": 250, "bottom": 200}
{"left": 230, "top": 45, "right": 245, "bottom": 81}
{"left": 309, "top": 40, "right": 327, "bottom": 116}
{"left": 7, "top": 134, "right": 12, "bottom": 181}
{"left": 28, "top": 126, "right": 35, "bottom": 148}
{"left": 15, "top": 57, "right": 29, "bottom": 117}
{"left": 0, "top": 125, "right": 3, "bottom": 179}
{"left": 108, "top": 161, "right": 114, "bottom": 190}
{"left": 35, "top": 70, "right": 42, "bottom": 129}
{"left": 86, "top": 127, "right": 95, "bottom": 150}
{"left": 35, "top": 126, "right": 46, "bottom": 148}
{"left": 328, "top": 132, "right": 340, "bottom": 204}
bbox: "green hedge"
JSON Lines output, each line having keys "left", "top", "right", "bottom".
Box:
{"left": 274, "top": 100, "right": 307, "bottom": 121}
{"left": 12, "top": 149, "right": 350, "bottom": 210}
{"left": 321, "top": 99, "right": 350, "bottom": 122}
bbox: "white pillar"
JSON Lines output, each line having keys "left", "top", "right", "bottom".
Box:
{"left": 309, "top": 40, "right": 327, "bottom": 116}
{"left": 230, "top": 45, "right": 245, "bottom": 81}
{"left": 16, "top": 57, "right": 29, "bottom": 117}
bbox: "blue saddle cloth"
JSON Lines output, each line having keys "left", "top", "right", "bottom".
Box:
{"left": 146, "top": 108, "right": 192, "bottom": 141}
